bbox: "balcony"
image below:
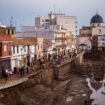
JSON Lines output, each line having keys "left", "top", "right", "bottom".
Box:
{"left": 56, "top": 45, "right": 67, "bottom": 48}
{"left": 55, "top": 37, "right": 67, "bottom": 40}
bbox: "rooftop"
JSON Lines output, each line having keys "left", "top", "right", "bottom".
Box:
{"left": 0, "top": 35, "right": 13, "bottom": 42}
{"left": 90, "top": 13, "right": 104, "bottom": 23}
{"left": 13, "top": 37, "right": 37, "bottom": 45}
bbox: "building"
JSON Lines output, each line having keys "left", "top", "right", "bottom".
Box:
{"left": 35, "top": 12, "right": 77, "bottom": 36}
{"left": 92, "top": 35, "right": 105, "bottom": 50}
{"left": 0, "top": 35, "right": 13, "bottom": 70}
{"left": 17, "top": 12, "right": 77, "bottom": 55}
{"left": 17, "top": 25, "right": 77, "bottom": 55}
{"left": 11, "top": 37, "right": 52, "bottom": 70}
{"left": 77, "top": 36, "right": 92, "bottom": 51}
{"left": 0, "top": 25, "right": 16, "bottom": 38}
{"left": 36, "top": 38, "right": 52, "bottom": 59}
{"left": 78, "top": 13, "right": 105, "bottom": 50}
{"left": 80, "top": 14, "right": 105, "bottom": 37}
{"left": 11, "top": 37, "right": 37, "bottom": 70}
{"left": 35, "top": 16, "right": 50, "bottom": 27}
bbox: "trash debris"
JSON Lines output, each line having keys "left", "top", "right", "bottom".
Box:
{"left": 66, "top": 96, "right": 73, "bottom": 102}
{"left": 82, "top": 93, "right": 86, "bottom": 97}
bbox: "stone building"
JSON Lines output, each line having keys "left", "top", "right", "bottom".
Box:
{"left": 78, "top": 13, "right": 105, "bottom": 50}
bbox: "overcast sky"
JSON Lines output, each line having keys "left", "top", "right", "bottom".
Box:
{"left": 0, "top": 0, "right": 105, "bottom": 32}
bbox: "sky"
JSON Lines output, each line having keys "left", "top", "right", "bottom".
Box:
{"left": 0, "top": 0, "right": 105, "bottom": 33}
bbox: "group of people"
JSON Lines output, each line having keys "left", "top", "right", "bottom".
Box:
{"left": 0, "top": 65, "right": 30, "bottom": 81}
{"left": 0, "top": 52, "right": 78, "bottom": 81}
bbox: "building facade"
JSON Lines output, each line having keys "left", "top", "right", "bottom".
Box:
{"left": 11, "top": 37, "right": 37, "bottom": 70}
{"left": 35, "top": 12, "right": 77, "bottom": 36}
{"left": 17, "top": 25, "right": 77, "bottom": 55}
{"left": 0, "top": 35, "right": 13, "bottom": 70}
{"left": 0, "top": 25, "right": 16, "bottom": 38}
{"left": 78, "top": 13, "right": 105, "bottom": 50}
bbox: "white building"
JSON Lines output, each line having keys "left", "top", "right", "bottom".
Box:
{"left": 35, "top": 17, "right": 50, "bottom": 27}
{"left": 17, "top": 12, "right": 77, "bottom": 55}
{"left": 35, "top": 12, "right": 77, "bottom": 36}
{"left": 98, "top": 36, "right": 105, "bottom": 47}
{"left": 17, "top": 25, "right": 77, "bottom": 55}
{"left": 11, "top": 37, "right": 52, "bottom": 70}
{"left": 11, "top": 37, "right": 37, "bottom": 70}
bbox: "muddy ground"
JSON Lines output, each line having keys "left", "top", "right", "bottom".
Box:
{"left": 0, "top": 57, "right": 104, "bottom": 105}
{"left": 0, "top": 74, "right": 89, "bottom": 105}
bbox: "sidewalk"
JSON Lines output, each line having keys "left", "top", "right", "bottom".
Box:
{"left": 0, "top": 69, "right": 44, "bottom": 91}
{"left": 0, "top": 76, "right": 28, "bottom": 90}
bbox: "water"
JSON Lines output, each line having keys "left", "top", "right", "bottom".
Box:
{"left": 86, "top": 78, "right": 105, "bottom": 105}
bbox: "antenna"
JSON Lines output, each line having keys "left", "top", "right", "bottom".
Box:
{"left": 10, "top": 16, "right": 13, "bottom": 27}
{"left": 53, "top": 3, "right": 56, "bottom": 13}
{"left": 96, "top": 8, "right": 99, "bottom": 14}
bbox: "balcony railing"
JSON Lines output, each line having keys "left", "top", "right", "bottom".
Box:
{"left": 55, "top": 37, "right": 67, "bottom": 40}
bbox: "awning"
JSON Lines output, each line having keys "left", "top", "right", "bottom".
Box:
{"left": 0, "top": 57, "right": 10, "bottom": 61}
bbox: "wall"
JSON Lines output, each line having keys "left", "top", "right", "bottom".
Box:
{"left": 2, "top": 42, "right": 11, "bottom": 57}
{"left": 11, "top": 45, "right": 35, "bottom": 70}
{"left": 56, "top": 16, "right": 77, "bottom": 35}
{"left": 92, "top": 27, "right": 105, "bottom": 36}
{"left": 53, "top": 52, "right": 84, "bottom": 80}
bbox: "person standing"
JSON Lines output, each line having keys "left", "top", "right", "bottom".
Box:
{"left": 1, "top": 68, "right": 8, "bottom": 81}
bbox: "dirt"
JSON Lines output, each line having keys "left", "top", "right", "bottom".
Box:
{"left": 0, "top": 73, "right": 90, "bottom": 105}
{"left": 0, "top": 57, "right": 104, "bottom": 105}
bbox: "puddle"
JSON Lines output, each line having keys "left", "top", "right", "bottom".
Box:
{"left": 86, "top": 78, "right": 105, "bottom": 105}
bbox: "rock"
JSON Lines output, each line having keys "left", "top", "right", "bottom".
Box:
{"left": 66, "top": 96, "right": 72, "bottom": 102}
{"left": 0, "top": 93, "right": 4, "bottom": 98}
{"left": 82, "top": 93, "right": 86, "bottom": 97}
{"left": 0, "top": 103, "right": 4, "bottom": 105}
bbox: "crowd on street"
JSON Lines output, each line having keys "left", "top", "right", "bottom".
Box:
{"left": 0, "top": 52, "right": 78, "bottom": 82}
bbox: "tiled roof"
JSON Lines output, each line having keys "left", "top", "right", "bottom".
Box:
{"left": 0, "top": 35, "right": 13, "bottom": 41}
{"left": 13, "top": 37, "right": 37, "bottom": 45}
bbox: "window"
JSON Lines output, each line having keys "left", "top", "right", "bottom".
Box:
{"left": 13, "top": 46, "right": 15, "bottom": 54}
{"left": 17, "top": 46, "right": 19, "bottom": 53}
{"left": 101, "top": 38, "right": 105, "bottom": 41}
{"left": 37, "top": 44, "right": 39, "bottom": 49}
{"left": 8, "top": 29, "right": 10, "bottom": 34}
{"left": 28, "top": 45, "right": 29, "bottom": 52}
{"left": 42, "top": 20, "right": 44, "bottom": 22}
{"left": 102, "top": 43, "right": 105, "bottom": 46}
{"left": 45, "top": 19, "right": 49, "bottom": 22}
{"left": 4, "top": 45, "right": 7, "bottom": 51}
{"left": 25, "top": 46, "right": 27, "bottom": 52}
{"left": 12, "top": 30, "right": 14, "bottom": 35}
